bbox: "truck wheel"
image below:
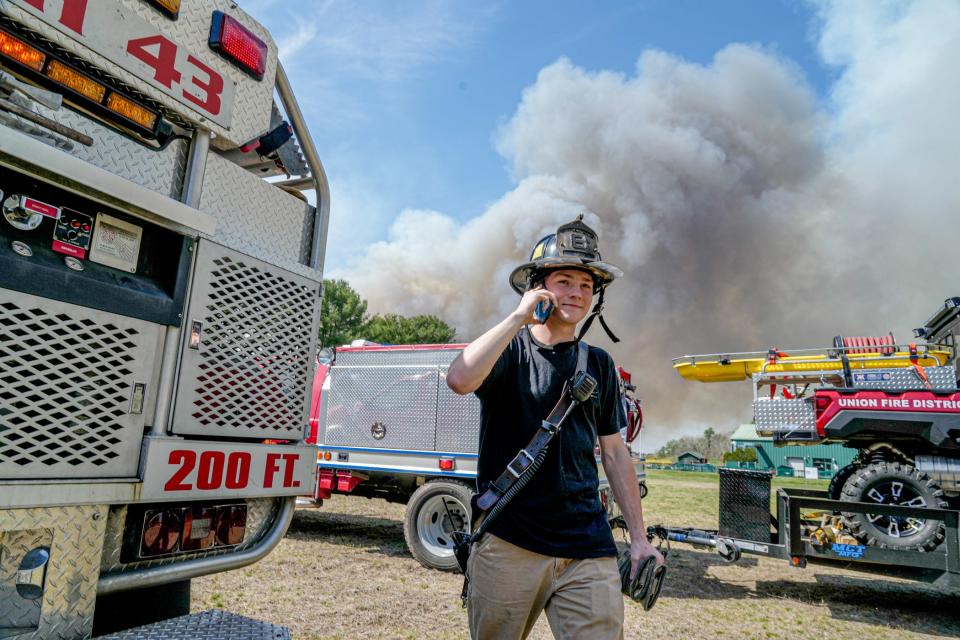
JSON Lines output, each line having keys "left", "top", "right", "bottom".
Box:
{"left": 828, "top": 463, "right": 858, "bottom": 501}
{"left": 840, "top": 461, "right": 948, "bottom": 551}
{"left": 92, "top": 579, "right": 190, "bottom": 636}
{"left": 404, "top": 480, "right": 472, "bottom": 571}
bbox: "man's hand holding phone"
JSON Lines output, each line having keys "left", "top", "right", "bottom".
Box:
{"left": 516, "top": 286, "right": 556, "bottom": 325}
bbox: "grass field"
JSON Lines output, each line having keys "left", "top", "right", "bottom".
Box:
{"left": 193, "top": 469, "right": 960, "bottom": 639}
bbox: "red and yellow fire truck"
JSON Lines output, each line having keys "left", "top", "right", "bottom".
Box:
{"left": 0, "top": 1, "right": 328, "bottom": 637}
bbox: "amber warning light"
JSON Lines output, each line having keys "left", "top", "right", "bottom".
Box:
{"left": 209, "top": 11, "right": 267, "bottom": 80}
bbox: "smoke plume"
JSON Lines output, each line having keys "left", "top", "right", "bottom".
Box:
{"left": 340, "top": 1, "right": 960, "bottom": 449}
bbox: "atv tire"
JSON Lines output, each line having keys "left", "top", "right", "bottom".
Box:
{"left": 828, "top": 463, "right": 858, "bottom": 501}
{"left": 840, "top": 461, "right": 948, "bottom": 551}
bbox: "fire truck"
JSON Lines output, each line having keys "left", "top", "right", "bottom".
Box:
{"left": 308, "top": 342, "right": 646, "bottom": 571}
{"left": 0, "top": 1, "right": 327, "bottom": 637}
{"left": 646, "top": 298, "right": 960, "bottom": 587}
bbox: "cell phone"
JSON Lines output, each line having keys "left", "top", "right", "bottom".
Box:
{"left": 534, "top": 299, "right": 554, "bottom": 323}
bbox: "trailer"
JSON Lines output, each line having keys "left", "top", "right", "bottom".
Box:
{"left": 649, "top": 298, "right": 960, "bottom": 586}
{"left": 0, "top": 1, "right": 329, "bottom": 637}
{"left": 308, "top": 342, "right": 647, "bottom": 571}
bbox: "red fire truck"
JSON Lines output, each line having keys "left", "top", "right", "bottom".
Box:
{"left": 0, "top": 1, "right": 328, "bottom": 637}
{"left": 307, "top": 342, "right": 646, "bottom": 571}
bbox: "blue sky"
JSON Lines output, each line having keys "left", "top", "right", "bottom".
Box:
{"left": 244, "top": 0, "right": 832, "bottom": 272}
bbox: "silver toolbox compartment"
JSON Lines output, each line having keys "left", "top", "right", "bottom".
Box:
{"left": 753, "top": 397, "right": 816, "bottom": 437}
{"left": 170, "top": 240, "right": 321, "bottom": 440}
{"left": 0, "top": 290, "right": 162, "bottom": 479}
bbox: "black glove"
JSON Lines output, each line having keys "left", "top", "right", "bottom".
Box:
{"left": 618, "top": 549, "right": 666, "bottom": 611}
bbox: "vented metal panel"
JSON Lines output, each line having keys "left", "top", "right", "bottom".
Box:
{"left": 851, "top": 366, "right": 956, "bottom": 391}
{"left": 98, "top": 610, "right": 289, "bottom": 640}
{"left": 719, "top": 468, "right": 773, "bottom": 543}
{"left": 0, "top": 290, "right": 162, "bottom": 479}
{"left": 754, "top": 397, "right": 816, "bottom": 436}
{"left": 323, "top": 366, "right": 439, "bottom": 451}
{"left": 436, "top": 367, "right": 480, "bottom": 453}
{"left": 171, "top": 240, "right": 321, "bottom": 439}
{"left": 199, "top": 154, "right": 316, "bottom": 276}
{"left": 99, "top": 498, "right": 278, "bottom": 573}
{"left": 0, "top": 505, "right": 107, "bottom": 640}
{"left": 334, "top": 348, "right": 462, "bottom": 367}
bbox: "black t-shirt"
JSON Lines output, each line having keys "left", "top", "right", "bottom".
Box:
{"left": 474, "top": 327, "right": 626, "bottom": 558}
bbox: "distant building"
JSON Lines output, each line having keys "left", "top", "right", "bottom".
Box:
{"left": 728, "top": 424, "right": 857, "bottom": 478}
{"left": 677, "top": 451, "right": 707, "bottom": 464}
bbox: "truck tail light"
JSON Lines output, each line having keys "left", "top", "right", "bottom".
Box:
{"left": 209, "top": 11, "right": 267, "bottom": 80}
{"left": 141, "top": 509, "right": 182, "bottom": 557}
{"left": 215, "top": 505, "right": 247, "bottom": 546}
{"left": 106, "top": 92, "right": 158, "bottom": 130}
{"left": 139, "top": 504, "right": 245, "bottom": 559}
{"left": 0, "top": 30, "right": 45, "bottom": 72}
{"left": 439, "top": 458, "right": 455, "bottom": 471}
{"left": 814, "top": 394, "right": 832, "bottom": 418}
{"left": 181, "top": 506, "right": 216, "bottom": 551}
{"left": 45, "top": 60, "right": 106, "bottom": 102}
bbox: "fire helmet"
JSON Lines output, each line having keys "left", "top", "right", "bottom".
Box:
{"left": 509, "top": 215, "right": 623, "bottom": 295}
{"left": 509, "top": 214, "right": 623, "bottom": 342}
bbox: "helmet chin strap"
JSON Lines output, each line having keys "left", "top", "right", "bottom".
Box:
{"left": 577, "top": 287, "right": 620, "bottom": 343}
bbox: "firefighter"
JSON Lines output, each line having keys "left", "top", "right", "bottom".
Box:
{"left": 447, "top": 215, "right": 662, "bottom": 639}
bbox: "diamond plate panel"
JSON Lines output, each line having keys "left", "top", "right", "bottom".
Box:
{"left": 323, "top": 366, "right": 440, "bottom": 450}
{"left": 335, "top": 348, "right": 462, "bottom": 367}
{"left": 98, "top": 609, "right": 289, "bottom": 640}
{"left": 850, "top": 366, "right": 957, "bottom": 391}
{"left": 0, "top": 0, "right": 278, "bottom": 148}
{"left": 753, "top": 397, "right": 816, "bottom": 436}
{"left": 198, "top": 153, "right": 317, "bottom": 277}
{"left": 99, "top": 498, "right": 278, "bottom": 573}
{"left": 23, "top": 103, "right": 189, "bottom": 200}
{"left": 0, "top": 505, "right": 108, "bottom": 640}
{"left": 171, "top": 240, "right": 321, "bottom": 439}
{"left": 0, "top": 528, "right": 51, "bottom": 634}
{"left": 0, "top": 290, "right": 163, "bottom": 479}
{"left": 719, "top": 468, "right": 773, "bottom": 543}
{"left": 436, "top": 367, "right": 480, "bottom": 453}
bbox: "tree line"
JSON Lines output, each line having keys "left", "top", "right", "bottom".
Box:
{"left": 319, "top": 279, "right": 456, "bottom": 347}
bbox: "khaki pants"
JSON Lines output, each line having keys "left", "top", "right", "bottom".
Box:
{"left": 467, "top": 534, "right": 623, "bottom": 640}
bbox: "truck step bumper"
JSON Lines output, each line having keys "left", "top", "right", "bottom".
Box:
{"left": 97, "top": 609, "right": 289, "bottom": 639}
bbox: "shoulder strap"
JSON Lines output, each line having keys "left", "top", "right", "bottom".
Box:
{"left": 576, "top": 339, "right": 589, "bottom": 379}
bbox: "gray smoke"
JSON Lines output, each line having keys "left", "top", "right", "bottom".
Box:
{"left": 340, "top": 1, "right": 960, "bottom": 449}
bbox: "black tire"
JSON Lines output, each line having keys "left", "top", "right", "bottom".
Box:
{"left": 639, "top": 481, "right": 649, "bottom": 499}
{"left": 828, "top": 463, "right": 858, "bottom": 500}
{"left": 403, "top": 480, "right": 473, "bottom": 571}
{"left": 840, "top": 461, "right": 948, "bottom": 551}
{"left": 92, "top": 579, "right": 190, "bottom": 636}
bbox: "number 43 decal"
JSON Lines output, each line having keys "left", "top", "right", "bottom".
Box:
{"left": 21, "top": 0, "right": 228, "bottom": 120}
{"left": 127, "top": 35, "right": 223, "bottom": 116}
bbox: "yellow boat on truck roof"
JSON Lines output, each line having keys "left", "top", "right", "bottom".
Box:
{"left": 673, "top": 346, "right": 952, "bottom": 383}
